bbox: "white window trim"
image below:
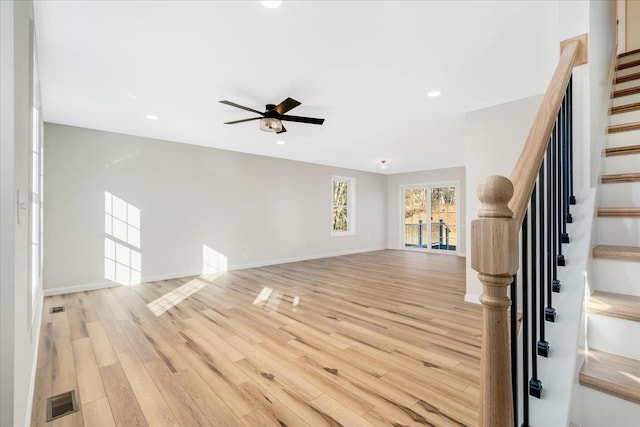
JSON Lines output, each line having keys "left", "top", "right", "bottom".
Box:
{"left": 331, "top": 175, "right": 356, "bottom": 237}
{"left": 28, "top": 18, "right": 43, "bottom": 330}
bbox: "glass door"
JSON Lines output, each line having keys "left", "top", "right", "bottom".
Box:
{"left": 402, "top": 184, "right": 457, "bottom": 252}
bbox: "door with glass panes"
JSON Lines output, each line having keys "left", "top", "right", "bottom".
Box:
{"left": 402, "top": 184, "right": 457, "bottom": 252}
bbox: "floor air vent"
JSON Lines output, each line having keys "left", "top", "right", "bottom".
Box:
{"left": 46, "top": 390, "right": 78, "bottom": 421}
{"left": 50, "top": 306, "right": 65, "bottom": 314}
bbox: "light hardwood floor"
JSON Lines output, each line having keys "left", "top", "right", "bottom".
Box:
{"left": 32, "top": 250, "right": 482, "bottom": 427}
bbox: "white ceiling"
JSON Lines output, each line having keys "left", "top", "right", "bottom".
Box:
{"left": 34, "top": 0, "right": 559, "bottom": 174}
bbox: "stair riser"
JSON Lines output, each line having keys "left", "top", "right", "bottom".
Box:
{"left": 616, "top": 65, "right": 640, "bottom": 78}
{"left": 588, "top": 313, "right": 640, "bottom": 360}
{"left": 599, "top": 182, "right": 640, "bottom": 206}
{"left": 618, "top": 51, "right": 640, "bottom": 64}
{"left": 615, "top": 79, "right": 640, "bottom": 91}
{"left": 579, "top": 387, "right": 640, "bottom": 427}
{"left": 606, "top": 128, "right": 640, "bottom": 146}
{"left": 596, "top": 218, "right": 640, "bottom": 246}
{"left": 612, "top": 91, "right": 640, "bottom": 106}
{"left": 591, "top": 258, "right": 640, "bottom": 296}
{"left": 609, "top": 108, "right": 640, "bottom": 125}
{"left": 603, "top": 153, "right": 640, "bottom": 173}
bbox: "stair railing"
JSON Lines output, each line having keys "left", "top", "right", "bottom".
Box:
{"left": 471, "top": 33, "right": 587, "bottom": 427}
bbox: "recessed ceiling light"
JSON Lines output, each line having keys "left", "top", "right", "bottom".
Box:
{"left": 427, "top": 90, "right": 442, "bottom": 97}
{"left": 146, "top": 115, "right": 159, "bottom": 120}
{"left": 260, "top": 1, "right": 282, "bottom": 8}
{"left": 127, "top": 93, "right": 138, "bottom": 100}
{"left": 276, "top": 140, "right": 286, "bottom": 145}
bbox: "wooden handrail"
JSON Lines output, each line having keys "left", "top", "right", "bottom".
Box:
{"left": 471, "top": 33, "right": 587, "bottom": 427}
{"left": 509, "top": 35, "right": 586, "bottom": 224}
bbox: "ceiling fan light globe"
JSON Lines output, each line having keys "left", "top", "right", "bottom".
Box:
{"left": 259, "top": 118, "right": 283, "bottom": 133}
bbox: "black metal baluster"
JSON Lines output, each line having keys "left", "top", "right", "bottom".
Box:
{"left": 568, "top": 77, "right": 576, "bottom": 206}
{"left": 548, "top": 128, "right": 559, "bottom": 320}
{"left": 522, "top": 181, "right": 544, "bottom": 398}
{"left": 555, "top": 120, "right": 566, "bottom": 269}
{"left": 561, "top": 91, "right": 571, "bottom": 244}
{"left": 540, "top": 147, "right": 551, "bottom": 355}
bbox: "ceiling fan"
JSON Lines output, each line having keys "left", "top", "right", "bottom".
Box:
{"left": 219, "top": 97, "right": 325, "bottom": 134}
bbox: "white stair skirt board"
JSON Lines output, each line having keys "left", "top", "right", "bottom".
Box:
{"left": 529, "top": 189, "right": 595, "bottom": 427}
{"left": 609, "top": 109, "right": 640, "bottom": 125}
{"left": 603, "top": 153, "right": 640, "bottom": 174}
{"left": 605, "top": 130, "right": 640, "bottom": 147}
{"left": 599, "top": 182, "right": 640, "bottom": 206}
{"left": 596, "top": 217, "right": 640, "bottom": 247}
{"left": 578, "top": 386, "right": 640, "bottom": 427}
{"left": 587, "top": 313, "right": 640, "bottom": 360}
{"left": 612, "top": 93, "right": 640, "bottom": 107}
{"left": 591, "top": 258, "right": 640, "bottom": 297}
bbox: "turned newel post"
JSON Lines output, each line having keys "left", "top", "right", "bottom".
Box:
{"left": 471, "top": 175, "right": 520, "bottom": 427}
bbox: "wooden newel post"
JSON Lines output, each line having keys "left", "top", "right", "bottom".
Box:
{"left": 471, "top": 175, "right": 520, "bottom": 427}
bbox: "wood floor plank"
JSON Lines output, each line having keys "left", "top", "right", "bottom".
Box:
{"left": 71, "top": 338, "right": 106, "bottom": 404}
{"left": 173, "top": 342, "right": 254, "bottom": 418}
{"left": 85, "top": 321, "right": 118, "bottom": 368}
{"left": 82, "top": 398, "right": 116, "bottom": 427}
{"left": 117, "top": 351, "right": 179, "bottom": 427}
{"left": 100, "top": 362, "right": 148, "bottom": 427}
{"left": 30, "top": 363, "right": 52, "bottom": 427}
{"left": 174, "top": 368, "right": 238, "bottom": 427}
{"left": 33, "top": 250, "right": 482, "bottom": 427}
{"left": 51, "top": 337, "right": 77, "bottom": 396}
{"left": 51, "top": 410, "right": 83, "bottom": 427}
{"left": 310, "top": 393, "right": 377, "bottom": 427}
{"left": 143, "top": 359, "right": 211, "bottom": 426}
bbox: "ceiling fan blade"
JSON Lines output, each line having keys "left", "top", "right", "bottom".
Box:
{"left": 273, "top": 98, "right": 301, "bottom": 115}
{"left": 276, "top": 124, "right": 287, "bottom": 134}
{"left": 219, "top": 100, "right": 264, "bottom": 115}
{"left": 224, "top": 117, "right": 262, "bottom": 125}
{"left": 279, "top": 115, "right": 325, "bottom": 125}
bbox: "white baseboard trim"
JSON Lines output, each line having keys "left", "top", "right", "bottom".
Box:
{"left": 25, "top": 290, "right": 43, "bottom": 427}
{"left": 464, "top": 293, "right": 481, "bottom": 304}
{"left": 43, "top": 247, "right": 387, "bottom": 296}
{"left": 43, "top": 280, "right": 120, "bottom": 296}
{"left": 230, "top": 246, "right": 386, "bottom": 271}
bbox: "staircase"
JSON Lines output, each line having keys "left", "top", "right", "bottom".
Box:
{"left": 579, "top": 49, "right": 640, "bottom": 426}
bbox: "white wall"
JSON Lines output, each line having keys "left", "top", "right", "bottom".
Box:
{"left": 386, "top": 167, "right": 466, "bottom": 254}
{"left": 43, "top": 123, "right": 387, "bottom": 293}
{"left": 1, "top": 1, "right": 43, "bottom": 426}
{"left": 464, "top": 94, "right": 543, "bottom": 301}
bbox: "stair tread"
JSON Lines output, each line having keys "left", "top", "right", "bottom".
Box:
{"left": 615, "top": 72, "right": 640, "bottom": 85}
{"left": 601, "top": 173, "right": 640, "bottom": 183}
{"left": 613, "top": 86, "right": 640, "bottom": 98}
{"left": 588, "top": 291, "right": 640, "bottom": 322}
{"left": 593, "top": 245, "right": 640, "bottom": 262}
{"left": 608, "top": 122, "right": 640, "bottom": 133}
{"left": 598, "top": 207, "right": 640, "bottom": 217}
{"left": 617, "top": 59, "right": 640, "bottom": 71}
{"left": 579, "top": 349, "right": 640, "bottom": 404}
{"left": 610, "top": 102, "right": 640, "bottom": 114}
{"left": 619, "top": 49, "right": 640, "bottom": 58}
{"left": 605, "top": 144, "right": 640, "bottom": 156}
